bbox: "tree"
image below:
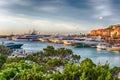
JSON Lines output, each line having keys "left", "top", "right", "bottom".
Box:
{"left": 0, "top": 54, "right": 7, "bottom": 69}
{"left": 18, "top": 65, "right": 44, "bottom": 80}
{"left": 47, "top": 71, "right": 64, "bottom": 80}
{"left": 63, "top": 63, "right": 80, "bottom": 80}
{"left": 0, "top": 46, "right": 119, "bottom": 80}
{"left": 0, "top": 46, "right": 12, "bottom": 55}
{"left": 43, "top": 46, "right": 56, "bottom": 56}
{"left": 47, "top": 59, "right": 63, "bottom": 67}
{"left": 80, "top": 58, "right": 96, "bottom": 68}
{"left": 71, "top": 54, "right": 80, "bottom": 63}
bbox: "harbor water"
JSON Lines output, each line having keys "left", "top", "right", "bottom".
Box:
{"left": 20, "top": 41, "right": 120, "bottom": 68}
{"left": 1, "top": 38, "right": 120, "bottom": 68}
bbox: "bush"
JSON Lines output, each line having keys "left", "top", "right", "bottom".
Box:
{"left": 0, "top": 46, "right": 12, "bottom": 55}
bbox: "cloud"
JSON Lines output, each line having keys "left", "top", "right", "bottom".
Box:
{"left": 0, "top": 13, "right": 33, "bottom": 34}
{"left": 35, "top": 6, "right": 58, "bottom": 13}
{"left": 90, "top": 0, "right": 113, "bottom": 18}
{"left": 32, "top": 19, "right": 87, "bottom": 33}
{"left": 0, "top": 12, "right": 88, "bottom": 34}
{"left": 0, "top": 0, "right": 8, "bottom": 6}
{"left": 0, "top": 0, "right": 32, "bottom": 7}
{"left": 0, "top": 0, "right": 120, "bottom": 35}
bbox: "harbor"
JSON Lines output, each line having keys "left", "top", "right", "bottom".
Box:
{"left": 0, "top": 0, "right": 120, "bottom": 79}
{"left": 1, "top": 37, "right": 120, "bottom": 68}
{"left": 21, "top": 41, "right": 120, "bottom": 67}
{"left": 1, "top": 28, "right": 120, "bottom": 68}
{"left": 8, "top": 30, "right": 120, "bottom": 52}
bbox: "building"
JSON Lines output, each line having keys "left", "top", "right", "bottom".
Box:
{"left": 90, "top": 30, "right": 97, "bottom": 36}
{"left": 90, "top": 24, "right": 120, "bottom": 38}
{"left": 103, "top": 29, "right": 111, "bottom": 37}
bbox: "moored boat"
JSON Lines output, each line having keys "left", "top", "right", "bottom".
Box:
{"left": 73, "top": 37, "right": 89, "bottom": 48}
{"left": 106, "top": 44, "right": 120, "bottom": 52}
{"left": 38, "top": 38, "right": 48, "bottom": 42}
{"left": 97, "top": 43, "right": 110, "bottom": 50}
{"left": 8, "top": 49, "right": 26, "bottom": 58}
{"left": 48, "top": 37, "right": 63, "bottom": 44}
{"left": 62, "top": 40, "right": 73, "bottom": 45}
{"left": 3, "top": 42, "right": 23, "bottom": 49}
{"left": 73, "top": 37, "right": 104, "bottom": 48}
{"left": 15, "top": 30, "right": 39, "bottom": 41}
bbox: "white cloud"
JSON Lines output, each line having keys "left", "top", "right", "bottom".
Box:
{"left": 0, "top": 12, "right": 88, "bottom": 34}
{"left": 0, "top": 13, "right": 33, "bottom": 34}
{"left": 32, "top": 19, "right": 88, "bottom": 33}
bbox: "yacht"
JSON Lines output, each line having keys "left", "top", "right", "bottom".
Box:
{"left": 106, "top": 44, "right": 120, "bottom": 52}
{"left": 62, "top": 40, "right": 73, "bottom": 45}
{"left": 73, "top": 37, "right": 104, "bottom": 48}
{"left": 15, "top": 30, "right": 39, "bottom": 41}
{"left": 38, "top": 37, "right": 48, "bottom": 42}
{"left": 3, "top": 42, "right": 23, "bottom": 49}
{"left": 85, "top": 39, "right": 105, "bottom": 48}
{"left": 97, "top": 43, "right": 110, "bottom": 50}
{"left": 73, "top": 38, "right": 88, "bottom": 47}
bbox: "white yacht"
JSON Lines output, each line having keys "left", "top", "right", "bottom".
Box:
{"left": 38, "top": 37, "right": 48, "bottom": 42}
{"left": 106, "top": 44, "right": 120, "bottom": 52}
{"left": 16, "top": 30, "right": 39, "bottom": 41}
{"left": 97, "top": 43, "right": 110, "bottom": 50}
{"left": 62, "top": 40, "right": 73, "bottom": 45}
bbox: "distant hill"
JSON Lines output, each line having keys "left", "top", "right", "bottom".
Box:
{"left": 106, "top": 24, "right": 120, "bottom": 30}
{"left": 90, "top": 24, "right": 120, "bottom": 38}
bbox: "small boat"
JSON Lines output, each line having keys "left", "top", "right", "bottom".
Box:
{"left": 4, "top": 42, "right": 23, "bottom": 49}
{"left": 85, "top": 39, "right": 105, "bottom": 48}
{"left": 74, "top": 41, "right": 90, "bottom": 48}
{"left": 97, "top": 43, "right": 110, "bottom": 50}
{"left": 38, "top": 38, "right": 48, "bottom": 42}
{"left": 73, "top": 37, "right": 104, "bottom": 48}
{"left": 62, "top": 40, "right": 73, "bottom": 45}
{"left": 106, "top": 44, "right": 120, "bottom": 52}
{"left": 73, "top": 38, "right": 89, "bottom": 48}
{"left": 8, "top": 49, "right": 26, "bottom": 58}
{"left": 49, "top": 38, "right": 63, "bottom": 44}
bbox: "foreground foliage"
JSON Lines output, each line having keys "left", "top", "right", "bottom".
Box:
{"left": 0, "top": 46, "right": 120, "bottom": 80}
{"left": 0, "top": 46, "right": 12, "bottom": 55}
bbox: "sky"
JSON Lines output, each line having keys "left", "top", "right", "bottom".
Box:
{"left": 0, "top": 0, "right": 120, "bottom": 35}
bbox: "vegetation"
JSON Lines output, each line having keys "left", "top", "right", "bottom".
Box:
{"left": 0, "top": 46, "right": 120, "bottom": 80}
{"left": 0, "top": 54, "right": 7, "bottom": 69}
{"left": 0, "top": 46, "right": 12, "bottom": 69}
{"left": 106, "top": 24, "right": 120, "bottom": 30}
{"left": 0, "top": 46, "right": 12, "bottom": 55}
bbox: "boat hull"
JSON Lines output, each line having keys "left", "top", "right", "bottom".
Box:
{"left": 6, "top": 44, "right": 23, "bottom": 49}
{"left": 16, "top": 39, "right": 29, "bottom": 41}
{"left": 74, "top": 42, "right": 90, "bottom": 48}
{"left": 106, "top": 47, "right": 120, "bottom": 52}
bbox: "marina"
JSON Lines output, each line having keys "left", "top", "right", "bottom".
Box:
{"left": 1, "top": 38, "right": 120, "bottom": 67}
{"left": 0, "top": 0, "right": 120, "bottom": 79}
{"left": 21, "top": 41, "right": 120, "bottom": 67}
